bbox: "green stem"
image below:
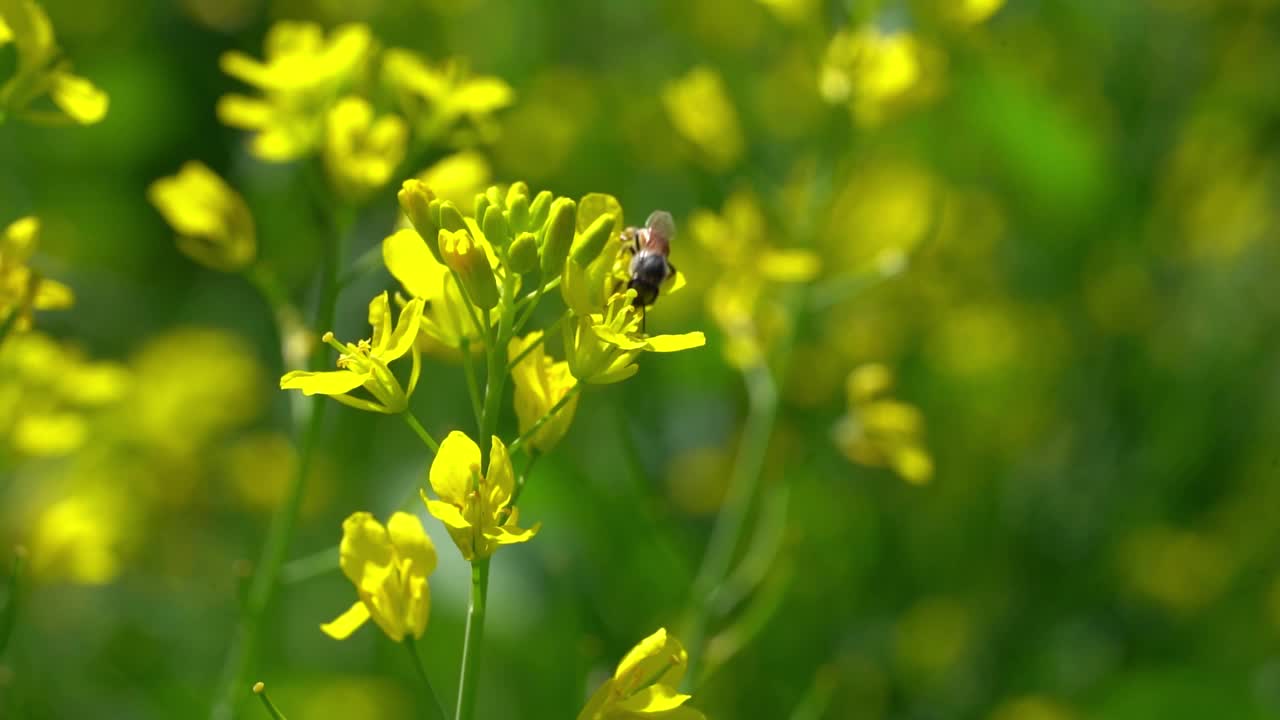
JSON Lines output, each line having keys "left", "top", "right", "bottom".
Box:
{"left": 211, "top": 186, "right": 349, "bottom": 720}
{"left": 682, "top": 360, "right": 779, "bottom": 688}
{"left": 403, "top": 411, "right": 441, "bottom": 455}
{"left": 478, "top": 271, "right": 518, "bottom": 452}
{"left": 0, "top": 546, "right": 27, "bottom": 656}
{"left": 460, "top": 337, "right": 484, "bottom": 433}
{"left": 251, "top": 683, "right": 288, "bottom": 720}
{"left": 512, "top": 276, "right": 558, "bottom": 334}
{"left": 507, "top": 384, "right": 581, "bottom": 457}
{"left": 504, "top": 312, "right": 566, "bottom": 374}
{"left": 404, "top": 637, "right": 448, "bottom": 720}
{"left": 454, "top": 559, "right": 490, "bottom": 720}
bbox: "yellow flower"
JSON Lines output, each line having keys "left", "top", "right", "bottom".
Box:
{"left": 415, "top": 150, "right": 492, "bottom": 210}
{"left": 438, "top": 228, "right": 499, "bottom": 310}
{"left": 29, "top": 493, "right": 128, "bottom": 585}
{"left": 833, "top": 363, "right": 933, "bottom": 484}
{"left": 578, "top": 628, "right": 705, "bottom": 720}
{"left": 689, "top": 191, "right": 818, "bottom": 368}
{"left": 0, "top": 0, "right": 108, "bottom": 125}
{"left": 320, "top": 511, "right": 437, "bottom": 642}
{"left": 382, "top": 49, "right": 513, "bottom": 145}
{"left": 565, "top": 290, "right": 705, "bottom": 385}
{"left": 508, "top": 331, "right": 578, "bottom": 453}
{"left": 217, "top": 21, "right": 372, "bottom": 161}
{"left": 324, "top": 96, "right": 409, "bottom": 202}
{"left": 280, "top": 292, "right": 425, "bottom": 413}
{"left": 0, "top": 216, "right": 73, "bottom": 332}
{"left": 422, "top": 431, "right": 538, "bottom": 561}
{"left": 383, "top": 227, "right": 490, "bottom": 357}
{"left": 661, "top": 66, "right": 744, "bottom": 171}
{"left": 147, "top": 161, "right": 256, "bottom": 272}
{"left": 819, "top": 25, "right": 942, "bottom": 127}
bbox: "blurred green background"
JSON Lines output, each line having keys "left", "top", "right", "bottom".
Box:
{"left": 4, "top": 0, "right": 1280, "bottom": 718}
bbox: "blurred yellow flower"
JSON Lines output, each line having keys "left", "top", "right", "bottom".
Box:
{"left": 689, "top": 191, "right": 818, "bottom": 368}
{"left": 564, "top": 290, "right": 705, "bottom": 385}
{"left": 324, "top": 96, "right": 409, "bottom": 202}
{"left": 422, "top": 431, "right": 538, "bottom": 561}
{"left": 148, "top": 161, "right": 256, "bottom": 272}
{"left": 820, "top": 25, "right": 942, "bottom": 126}
{"left": 508, "top": 331, "right": 578, "bottom": 453}
{"left": 952, "top": 0, "right": 1006, "bottom": 26}
{"left": 0, "top": 332, "right": 127, "bottom": 456}
{"left": 382, "top": 49, "right": 513, "bottom": 146}
{"left": 833, "top": 363, "right": 933, "bottom": 484}
{"left": 578, "top": 628, "right": 705, "bottom": 720}
{"left": 661, "top": 66, "right": 744, "bottom": 171}
{"left": 0, "top": 0, "right": 108, "bottom": 125}
{"left": 383, "top": 228, "right": 490, "bottom": 357}
{"left": 321, "top": 511, "right": 437, "bottom": 642}
{"left": 29, "top": 493, "right": 125, "bottom": 585}
{"left": 217, "top": 21, "right": 372, "bottom": 161}
{"left": 281, "top": 292, "right": 425, "bottom": 414}
{"left": 0, "top": 216, "right": 74, "bottom": 332}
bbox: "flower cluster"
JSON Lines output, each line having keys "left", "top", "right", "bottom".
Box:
{"left": 0, "top": 216, "right": 74, "bottom": 333}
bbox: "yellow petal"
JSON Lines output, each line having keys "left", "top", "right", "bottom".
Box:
{"left": 486, "top": 435, "right": 514, "bottom": 508}
{"left": 615, "top": 685, "right": 693, "bottom": 713}
{"left": 383, "top": 297, "right": 425, "bottom": 362}
{"left": 452, "top": 77, "right": 515, "bottom": 114}
{"left": 423, "top": 496, "right": 470, "bottom": 530}
{"left": 320, "top": 601, "right": 370, "bottom": 639}
{"left": 429, "top": 431, "right": 481, "bottom": 506}
{"left": 387, "top": 512, "right": 436, "bottom": 577}
{"left": 50, "top": 72, "right": 108, "bottom": 125}
{"left": 760, "top": 248, "right": 821, "bottom": 282}
{"left": 337, "top": 512, "right": 394, "bottom": 591}
{"left": 279, "top": 369, "right": 365, "bottom": 396}
{"left": 645, "top": 332, "right": 706, "bottom": 353}
{"left": 215, "top": 94, "right": 272, "bottom": 129}
{"left": 384, "top": 228, "right": 445, "bottom": 299}
{"left": 485, "top": 521, "right": 539, "bottom": 546}
{"left": 367, "top": 291, "right": 393, "bottom": 350}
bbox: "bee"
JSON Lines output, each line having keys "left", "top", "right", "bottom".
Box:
{"left": 621, "top": 210, "right": 677, "bottom": 329}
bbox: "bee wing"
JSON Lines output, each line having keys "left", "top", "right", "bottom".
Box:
{"left": 644, "top": 210, "right": 675, "bottom": 252}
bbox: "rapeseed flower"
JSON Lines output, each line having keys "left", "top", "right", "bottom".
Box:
{"left": 578, "top": 628, "right": 705, "bottom": 720}
{"left": 833, "top": 363, "right": 933, "bottom": 484}
{"left": 661, "top": 66, "right": 743, "bottom": 171}
{"left": 323, "top": 96, "right": 409, "bottom": 202}
{"left": 564, "top": 290, "right": 705, "bottom": 385}
{"left": 0, "top": 216, "right": 73, "bottom": 332}
{"left": 382, "top": 49, "right": 513, "bottom": 146}
{"left": 0, "top": 0, "right": 108, "bottom": 125}
{"left": 218, "top": 21, "right": 372, "bottom": 161}
{"left": 280, "top": 292, "right": 425, "bottom": 413}
{"left": 422, "top": 431, "right": 538, "bottom": 561}
{"left": 383, "top": 227, "right": 490, "bottom": 356}
{"left": 148, "top": 161, "right": 256, "bottom": 272}
{"left": 819, "top": 24, "right": 942, "bottom": 127}
{"left": 508, "top": 331, "right": 578, "bottom": 453}
{"left": 321, "top": 511, "right": 437, "bottom": 642}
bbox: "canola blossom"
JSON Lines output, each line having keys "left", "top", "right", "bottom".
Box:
{"left": 578, "top": 628, "right": 706, "bottom": 720}
{"left": 148, "top": 161, "right": 257, "bottom": 272}
{"left": 422, "top": 431, "right": 539, "bottom": 561}
{"left": 217, "top": 21, "right": 372, "bottom": 161}
{"left": 280, "top": 292, "right": 425, "bottom": 414}
{"left": 321, "top": 511, "right": 437, "bottom": 642}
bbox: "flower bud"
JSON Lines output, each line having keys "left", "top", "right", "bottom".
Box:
{"left": 398, "top": 180, "right": 443, "bottom": 263}
{"left": 506, "top": 193, "right": 530, "bottom": 233}
{"left": 540, "top": 198, "right": 576, "bottom": 276}
{"left": 474, "top": 193, "right": 491, "bottom": 223}
{"left": 438, "top": 201, "right": 467, "bottom": 232}
{"left": 528, "top": 191, "right": 552, "bottom": 234}
{"left": 439, "top": 229, "right": 498, "bottom": 309}
{"left": 508, "top": 232, "right": 539, "bottom": 274}
{"left": 505, "top": 181, "right": 530, "bottom": 207}
{"left": 571, "top": 213, "right": 615, "bottom": 267}
{"left": 483, "top": 205, "right": 510, "bottom": 248}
